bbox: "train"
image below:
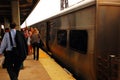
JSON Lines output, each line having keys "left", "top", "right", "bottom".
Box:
{"left": 29, "top": 0, "right": 120, "bottom": 80}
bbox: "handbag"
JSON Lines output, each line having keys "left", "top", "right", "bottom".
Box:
{"left": 39, "top": 39, "right": 44, "bottom": 48}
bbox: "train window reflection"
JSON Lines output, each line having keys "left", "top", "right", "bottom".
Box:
{"left": 57, "top": 30, "right": 67, "bottom": 47}
{"left": 69, "top": 30, "right": 88, "bottom": 54}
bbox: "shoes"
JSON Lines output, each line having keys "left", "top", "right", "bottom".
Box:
{"left": 34, "top": 58, "right": 39, "bottom": 61}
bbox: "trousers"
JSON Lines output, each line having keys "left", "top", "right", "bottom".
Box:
{"left": 32, "top": 42, "right": 39, "bottom": 60}
{"left": 5, "top": 51, "right": 23, "bottom": 80}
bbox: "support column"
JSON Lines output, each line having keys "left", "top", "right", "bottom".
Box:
{"left": 11, "top": 0, "right": 20, "bottom": 30}
{"left": 4, "top": 17, "right": 10, "bottom": 28}
{"left": 60, "top": 0, "right": 69, "bottom": 10}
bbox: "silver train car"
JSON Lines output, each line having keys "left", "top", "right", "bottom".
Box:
{"left": 30, "top": 0, "right": 120, "bottom": 80}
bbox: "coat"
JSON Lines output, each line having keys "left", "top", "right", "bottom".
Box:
{"left": 15, "top": 30, "right": 28, "bottom": 61}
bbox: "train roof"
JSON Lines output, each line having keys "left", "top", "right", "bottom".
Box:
{"left": 35, "top": 0, "right": 95, "bottom": 24}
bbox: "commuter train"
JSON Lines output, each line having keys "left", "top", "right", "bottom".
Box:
{"left": 30, "top": 0, "right": 120, "bottom": 80}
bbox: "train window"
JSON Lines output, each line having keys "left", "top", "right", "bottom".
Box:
{"left": 69, "top": 30, "right": 88, "bottom": 54}
{"left": 57, "top": 30, "right": 67, "bottom": 47}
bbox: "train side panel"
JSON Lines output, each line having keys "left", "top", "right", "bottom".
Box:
{"left": 30, "top": 0, "right": 120, "bottom": 80}
{"left": 95, "top": 0, "right": 120, "bottom": 80}
{"left": 47, "top": 5, "right": 96, "bottom": 80}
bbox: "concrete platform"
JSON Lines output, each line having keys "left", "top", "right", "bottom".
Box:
{"left": 0, "top": 49, "right": 76, "bottom": 80}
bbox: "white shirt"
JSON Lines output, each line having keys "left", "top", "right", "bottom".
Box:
{"left": 0, "top": 29, "right": 16, "bottom": 54}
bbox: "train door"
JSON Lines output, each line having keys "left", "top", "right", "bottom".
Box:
{"left": 46, "top": 21, "right": 50, "bottom": 51}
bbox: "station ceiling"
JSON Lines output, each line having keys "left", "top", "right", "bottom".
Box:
{"left": 0, "top": 0, "right": 40, "bottom": 25}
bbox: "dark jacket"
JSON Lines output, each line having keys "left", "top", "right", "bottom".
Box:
{"left": 15, "top": 30, "right": 28, "bottom": 61}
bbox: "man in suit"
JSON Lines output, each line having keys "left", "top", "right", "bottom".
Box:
{"left": 0, "top": 23, "right": 28, "bottom": 80}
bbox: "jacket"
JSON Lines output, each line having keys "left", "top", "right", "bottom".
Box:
{"left": 15, "top": 30, "right": 28, "bottom": 61}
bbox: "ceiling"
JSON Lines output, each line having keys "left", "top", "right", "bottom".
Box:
{"left": 0, "top": 0, "right": 40, "bottom": 25}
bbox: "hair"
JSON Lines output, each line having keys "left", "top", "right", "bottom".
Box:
{"left": 10, "top": 23, "right": 16, "bottom": 29}
{"left": 5, "top": 28, "right": 10, "bottom": 32}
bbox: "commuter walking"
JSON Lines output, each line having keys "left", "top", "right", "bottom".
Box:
{"left": 30, "top": 28, "right": 40, "bottom": 60}
{"left": 2, "top": 28, "right": 10, "bottom": 68}
{"left": 0, "top": 23, "right": 28, "bottom": 80}
{"left": 27, "top": 30, "right": 32, "bottom": 55}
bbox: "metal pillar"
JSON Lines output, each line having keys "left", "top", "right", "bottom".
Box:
{"left": 4, "top": 17, "right": 10, "bottom": 28}
{"left": 65, "top": 0, "right": 68, "bottom": 8}
{"left": 61, "top": 0, "right": 69, "bottom": 10}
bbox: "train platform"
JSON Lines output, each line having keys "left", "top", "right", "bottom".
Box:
{"left": 0, "top": 49, "right": 76, "bottom": 80}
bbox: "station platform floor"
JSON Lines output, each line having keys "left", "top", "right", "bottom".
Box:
{"left": 0, "top": 49, "right": 76, "bottom": 80}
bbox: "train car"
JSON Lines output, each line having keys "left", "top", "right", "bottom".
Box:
{"left": 30, "top": 0, "right": 120, "bottom": 80}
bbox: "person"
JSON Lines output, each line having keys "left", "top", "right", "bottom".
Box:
{"left": 0, "top": 23, "right": 28, "bottom": 80}
{"left": 0, "top": 28, "right": 5, "bottom": 39}
{"left": 2, "top": 28, "right": 10, "bottom": 68}
{"left": 30, "top": 28, "right": 40, "bottom": 60}
{"left": 5, "top": 28, "right": 10, "bottom": 32}
{"left": 27, "top": 30, "right": 33, "bottom": 55}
